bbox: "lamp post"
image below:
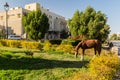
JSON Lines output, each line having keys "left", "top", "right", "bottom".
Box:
{"left": 4, "top": 2, "right": 9, "bottom": 39}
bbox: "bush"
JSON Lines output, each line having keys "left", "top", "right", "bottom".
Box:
{"left": 72, "top": 55, "right": 120, "bottom": 80}
{"left": 88, "top": 55, "right": 120, "bottom": 80}
{"left": 0, "top": 39, "right": 42, "bottom": 50}
{"left": 72, "top": 71, "right": 92, "bottom": 80}
{"left": 0, "top": 39, "right": 21, "bottom": 48}
{"left": 49, "top": 39, "right": 62, "bottom": 45}
{"left": 61, "top": 39, "right": 81, "bottom": 46}
{"left": 55, "top": 44, "right": 74, "bottom": 54}
{"left": 61, "top": 39, "right": 71, "bottom": 45}
{"left": 43, "top": 40, "right": 74, "bottom": 54}
{"left": 43, "top": 41, "right": 53, "bottom": 51}
{"left": 21, "top": 41, "right": 42, "bottom": 49}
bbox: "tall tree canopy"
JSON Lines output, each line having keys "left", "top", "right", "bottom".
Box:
{"left": 68, "top": 6, "right": 110, "bottom": 42}
{"left": 22, "top": 9, "right": 49, "bottom": 40}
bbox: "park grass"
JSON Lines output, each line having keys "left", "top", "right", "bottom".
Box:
{"left": 0, "top": 47, "right": 91, "bottom": 80}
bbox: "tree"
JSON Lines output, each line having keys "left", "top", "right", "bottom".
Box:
{"left": 68, "top": 10, "right": 81, "bottom": 36}
{"left": 22, "top": 9, "right": 49, "bottom": 41}
{"left": 68, "top": 6, "right": 110, "bottom": 42}
{"left": 110, "top": 33, "right": 117, "bottom": 40}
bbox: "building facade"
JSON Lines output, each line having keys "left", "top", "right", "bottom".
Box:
{"left": 0, "top": 2, "right": 67, "bottom": 39}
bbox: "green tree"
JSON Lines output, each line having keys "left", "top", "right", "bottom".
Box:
{"left": 22, "top": 9, "right": 49, "bottom": 40}
{"left": 110, "top": 33, "right": 117, "bottom": 40}
{"left": 68, "top": 10, "right": 82, "bottom": 36}
{"left": 68, "top": 6, "right": 110, "bottom": 42}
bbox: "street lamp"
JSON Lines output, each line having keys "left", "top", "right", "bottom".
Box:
{"left": 4, "top": 2, "right": 9, "bottom": 39}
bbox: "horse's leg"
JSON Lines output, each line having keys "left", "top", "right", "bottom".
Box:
{"left": 109, "top": 48, "right": 112, "bottom": 54}
{"left": 98, "top": 47, "right": 101, "bottom": 56}
{"left": 93, "top": 48, "right": 97, "bottom": 59}
{"left": 75, "top": 51, "right": 78, "bottom": 58}
{"left": 94, "top": 48, "right": 97, "bottom": 55}
{"left": 81, "top": 49, "right": 84, "bottom": 61}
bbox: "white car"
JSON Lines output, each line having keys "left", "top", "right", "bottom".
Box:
{"left": 8, "top": 35, "right": 21, "bottom": 40}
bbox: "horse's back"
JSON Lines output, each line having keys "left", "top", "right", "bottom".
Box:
{"left": 93, "top": 39, "right": 101, "bottom": 47}
{"left": 94, "top": 39, "right": 101, "bottom": 45}
{"left": 84, "top": 39, "right": 100, "bottom": 44}
{"left": 84, "top": 39, "right": 101, "bottom": 48}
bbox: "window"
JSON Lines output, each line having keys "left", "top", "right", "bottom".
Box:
{"left": 49, "top": 21, "right": 52, "bottom": 25}
{"left": 0, "top": 16, "right": 3, "bottom": 20}
{"left": 17, "top": 14, "right": 21, "bottom": 18}
{"left": 49, "top": 15, "right": 52, "bottom": 19}
{"left": 11, "top": 14, "right": 15, "bottom": 16}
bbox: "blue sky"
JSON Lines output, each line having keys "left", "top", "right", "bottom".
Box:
{"left": 0, "top": 0, "right": 120, "bottom": 34}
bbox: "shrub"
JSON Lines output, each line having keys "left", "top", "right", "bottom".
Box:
{"left": 61, "top": 39, "right": 72, "bottom": 45}
{"left": 55, "top": 44, "right": 74, "bottom": 54}
{"left": 72, "top": 54, "right": 120, "bottom": 80}
{"left": 61, "top": 39, "right": 81, "bottom": 46}
{"left": 21, "top": 41, "right": 42, "bottom": 49}
{"left": 0, "top": 39, "right": 21, "bottom": 48}
{"left": 0, "top": 39, "right": 43, "bottom": 50}
{"left": 49, "top": 39, "right": 62, "bottom": 45}
{"left": 89, "top": 55, "right": 120, "bottom": 80}
{"left": 0, "top": 39, "right": 7, "bottom": 46}
{"left": 72, "top": 71, "right": 91, "bottom": 80}
{"left": 43, "top": 41, "right": 53, "bottom": 51}
{"left": 8, "top": 40, "right": 21, "bottom": 48}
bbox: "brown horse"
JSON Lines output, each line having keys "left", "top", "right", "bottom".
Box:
{"left": 75, "top": 39, "right": 101, "bottom": 61}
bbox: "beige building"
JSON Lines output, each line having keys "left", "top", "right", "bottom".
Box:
{"left": 0, "top": 7, "right": 29, "bottom": 38}
{"left": 0, "top": 2, "right": 67, "bottom": 39}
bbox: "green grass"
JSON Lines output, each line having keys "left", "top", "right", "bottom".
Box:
{"left": 0, "top": 47, "right": 91, "bottom": 80}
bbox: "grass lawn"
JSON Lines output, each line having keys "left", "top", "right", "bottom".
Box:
{"left": 0, "top": 47, "right": 92, "bottom": 80}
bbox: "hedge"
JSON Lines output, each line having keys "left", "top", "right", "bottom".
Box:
{"left": 0, "top": 39, "right": 42, "bottom": 50}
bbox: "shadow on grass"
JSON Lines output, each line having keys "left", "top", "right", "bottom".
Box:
{"left": 0, "top": 56, "right": 89, "bottom": 70}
